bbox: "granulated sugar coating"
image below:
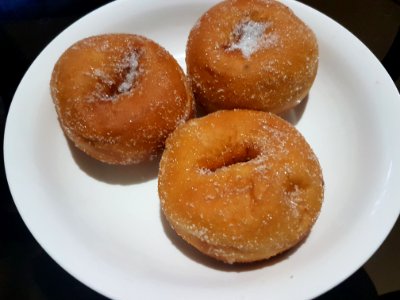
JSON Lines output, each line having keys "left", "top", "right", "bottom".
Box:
{"left": 158, "top": 110, "right": 324, "bottom": 264}
{"left": 51, "top": 34, "right": 195, "bottom": 164}
{"left": 117, "top": 52, "right": 140, "bottom": 94}
{"left": 227, "top": 20, "right": 279, "bottom": 58}
{"left": 89, "top": 51, "right": 140, "bottom": 102}
{"left": 186, "top": 0, "right": 319, "bottom": 114}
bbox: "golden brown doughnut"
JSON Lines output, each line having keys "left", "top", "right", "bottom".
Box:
{"left": 159, "top": 110, "right": 323, "bottom": 263}
{"left": 186, "top": 0, "right": 318, "bottom": 114}
{"left": 51, "top": 34, "right": 194, "bottom": 165}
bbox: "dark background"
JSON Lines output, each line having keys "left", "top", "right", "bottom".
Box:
{"left": 1, "top": 0, "right": 399, "bottom": 299}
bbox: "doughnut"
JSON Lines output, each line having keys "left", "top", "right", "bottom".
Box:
{"left": 186, "top": 0, "right": 318, "bottom": 114}
{"left": 51, "top": 34, "right": 194, "bottom": 165}
{"left": 158, "top": 110, "right": 323, "bottom": 263}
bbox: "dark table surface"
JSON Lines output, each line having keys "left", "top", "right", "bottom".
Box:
{"left": 1, "top": 0, "right": 399, "bottom": 299}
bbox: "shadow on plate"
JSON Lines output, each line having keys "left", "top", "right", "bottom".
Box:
{"left": 194, "top": 95, "right": 309, "bottom": 125}
{"left": 68, "top": 140, "right": 159, "bottom": 185}
{"left": 278, "top": 95, "right": 309, "bottom": 126}
{"left": 160, "top": 207, "right": 307, "bottom": 272}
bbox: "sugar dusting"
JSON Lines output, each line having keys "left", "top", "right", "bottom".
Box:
{"left": 285, "top": 183, "right": 302, "bottom": 217}
{"left": 227, "top": 20, "right": 279, "bottom": 58}
{"left": 117, "top": 52, "right": 139, "bottom": 93}
{"left": 88, "top": 50, "right": 141, "bottom": 102}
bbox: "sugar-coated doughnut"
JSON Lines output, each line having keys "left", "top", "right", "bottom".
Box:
{"left": 51, "top": 34, "right": 194, "bottom": 165}
{"left": 159, "top": 110, "right": 323, "bottom": 263}
{"left": 186, "top": 0, "right": 318, "bottom": 114}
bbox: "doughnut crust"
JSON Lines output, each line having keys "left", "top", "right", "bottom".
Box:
{"left": 159, "top": 110, "right": 323, "bottom": 263}
{"left": 186, "top": 0, "right": 318, "bottom": 113}
{"left": 51, "top": 34, "right": 194, "bottom": 164}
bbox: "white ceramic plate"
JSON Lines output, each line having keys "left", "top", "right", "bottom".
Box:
{"left": 4, "top": 0, "right": 400, "bottom": 299}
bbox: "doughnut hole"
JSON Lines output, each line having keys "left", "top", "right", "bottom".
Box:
{"left": 91, "top": 52, "right": 140, "bottom": 98}
{"left": 198, "top": 144, "right": 261, "bottom": 172}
